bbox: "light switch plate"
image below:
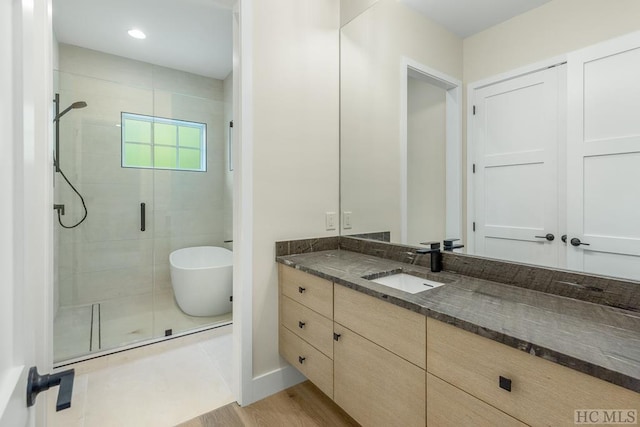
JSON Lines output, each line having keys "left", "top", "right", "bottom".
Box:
{"left": 343, "top": 211, "right": 352, "bottom": 229}
{"left": 325, "top": 212, "right": 337, "bottom": 230}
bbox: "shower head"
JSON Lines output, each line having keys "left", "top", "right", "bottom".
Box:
{"left": 54, "top": 100, "right": 88, "bottom": 122}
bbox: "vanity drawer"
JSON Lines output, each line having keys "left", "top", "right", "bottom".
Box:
{"left": 279, "top": 326, "right": 333, "bottom": 398}
{"left": 279, "top": 264, "right": 333, "bottom": 319}
{"left": 281, "top": 295, "right": 333, "bottom": 358}
{"left": 334, "top": 284, "right": 426, "bottom": 369}
{"left": 427, "top": 319, "right": 640, "bottom": 427}
{"left": 427, "top": 372, "right": 527, "bottom": 427}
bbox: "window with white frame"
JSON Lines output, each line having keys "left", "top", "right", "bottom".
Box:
{"left": 121, "top": 112, "right": 206, "bottom": 172}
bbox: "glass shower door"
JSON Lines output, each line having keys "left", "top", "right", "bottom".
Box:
{"left": 150, "top": 66, "right": 233, "bottom": 339}
{"left": 53, "top": 69, "right": 156, "bottom": 362}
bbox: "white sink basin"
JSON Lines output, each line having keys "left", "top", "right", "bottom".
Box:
{"left": 370, "top": 273, "right": 445, "bottom": 294}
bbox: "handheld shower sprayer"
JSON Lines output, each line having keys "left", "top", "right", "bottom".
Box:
{"left": 54, "top": 101, "right": 87, "bottom": 122}
{"left": 53, "top": 93, "right": 88, "bottom": 229}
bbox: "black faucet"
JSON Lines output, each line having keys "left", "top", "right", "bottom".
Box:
{"left": 443, "top": 238, "right": 464, "bottom": 251}
{"left": 416, "top": 242, "right": 442, "bottom": 273}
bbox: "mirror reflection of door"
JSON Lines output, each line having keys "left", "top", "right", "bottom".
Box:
{"left": 472, "top": 65, "right": 565, "bottom": 268}
{"left": 407, "top": 77, "right": 446, "bottom": 246}
{"left": 567, "top": 33, "right": 640, "bottom": 281}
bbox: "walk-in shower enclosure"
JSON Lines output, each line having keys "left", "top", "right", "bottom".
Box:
{"left": 53, "top": 44, "right": 233, "bottom": 362}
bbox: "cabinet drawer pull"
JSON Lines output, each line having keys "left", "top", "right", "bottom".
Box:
{"left": 499, "top": 376, "right": 512, "bottom": 392}
{"left": 333, "top": 333, "right": 341, "bottom": 341}
{"left": 298, "top": 356, "right": 306, "bottom": 364}
{"left": 298, "top": 321, "right": 306, "bottom": 329}
{"left": 298, "top": 286, "right": 306, "bottom": 293}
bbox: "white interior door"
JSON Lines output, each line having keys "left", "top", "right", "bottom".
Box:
{"left": 1, "top": 0, "right": 53, "bottom": 425}
{"left": 473, "top": 65, "right": 564, "bottom": 267}
{"left": 567, "top": 32, "right": 640, "bottom": 281}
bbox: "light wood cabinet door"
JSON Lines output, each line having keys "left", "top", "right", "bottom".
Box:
{"left": 279, "top": 326, "right": 333, "bottom": 398}
{"left": 427, "top": 318, "right": 640, "bottom": 426}
{"left": 333, "top": 323, "right": 425, "bottom": 427}
{"left": 280, "top": 264, "right": 333, "bottom": 318}
{"left": 427, "top": 372, "right": 527, "bottom": 427}
{"left": 281, "top": 295, "right": 333, "bottom": 358}
{"left": 334, "top": 284, "right": 426, "bottom": 369}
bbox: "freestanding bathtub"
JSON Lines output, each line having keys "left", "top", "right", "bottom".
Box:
{"left": 169, "top": 246, "right": 233, "bottom": 317}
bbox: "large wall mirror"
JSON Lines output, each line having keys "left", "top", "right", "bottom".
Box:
{"left": 340, "top": 0, "right": 640, "bottom": 282}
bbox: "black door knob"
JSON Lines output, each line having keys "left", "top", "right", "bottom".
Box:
{"left": 570, "top": 238, "right": 590, "bottom": 247}
{"left": 298, "top": 356, "right": 305, "bottom": 364}
{"left": 298, "top": 321, "right": 306, "bottom": 329}
{"left": 534, "top": 233, "right": 555, "bottom": 241}
{"left": 26, "top": 366, "right": 75, "bottom": 411}
{"left": 561, "top": 234, "right": 567, "bottom": 243}
{"left": 298, "top": 286, "right": 306, "bottom": 293}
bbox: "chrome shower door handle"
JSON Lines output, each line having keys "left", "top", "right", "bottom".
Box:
{"left": 140, "top": 203, "right": 146, "bottom": 232}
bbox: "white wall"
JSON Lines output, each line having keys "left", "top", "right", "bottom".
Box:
{"left": 251, "top": 0, "right": 340, "bottom": 377}
{"left": 340, "top": 0, "right": 462, "bottom": 240}
{"left": 56, "top": 44, "right": 227, "bottom": 307}
{"left": 341, "top": 0, "right": 378, "bottom": 26}
{"left": 407, "top": 77, "right": 446, "bottom": 246}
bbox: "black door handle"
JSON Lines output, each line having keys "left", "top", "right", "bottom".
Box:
{"left": 140, "top": 203, "right": 146, "bottom": 232}
{"left": 298, "top": 286, "right": 306, "bottom": 293}
{"left": 534, "top": 233, "right": 555, "bottom": 241}
{"left": 298, "top": 321, "right": 306, "bottom": 329}
{"left": 570, "top": 238, "right": 590, "bottom": 247}
{"left": 561, "top": 234, "right": 567, "bottom": 243}
{"left": 26, "top": 366, "right": 75, "bottom": 411}
{"left": 298, "top": 356, "right": 305, "bottom": 364}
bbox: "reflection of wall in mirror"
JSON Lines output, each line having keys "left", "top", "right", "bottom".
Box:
{"left": 463, "top": 0, "right": 640, "bottom": 83}
{"left": 340, "top": 0, "right": 462, "bottom": 240}
{"left": 407, "top": 77, "right": 446, "bottom": 246}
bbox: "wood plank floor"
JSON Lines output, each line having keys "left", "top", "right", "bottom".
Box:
{"left": 178, "top": 381, "right": 359, "bottom": 427}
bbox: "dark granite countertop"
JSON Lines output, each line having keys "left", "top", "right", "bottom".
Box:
{"left": 276, "top": 249, "right": 640, "bottom": 393}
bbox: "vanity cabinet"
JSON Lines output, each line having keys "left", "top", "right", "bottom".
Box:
{"left": 427, "top": 318, "right": 640, "bottom": 426}
{"left": 278, "top": 264, "right": 334, "bottom": 398}
{"left": 278, "top": 265, "right": 426, "bottom": 426}
{"left": 333, "top": 322, "right": 426, "bottom": 427}
{"left": 279, "top": 263, "right": 639, "bottom": 427}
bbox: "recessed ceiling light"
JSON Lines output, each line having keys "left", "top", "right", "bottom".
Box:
{"left": 128, "top": 29, "right": 146, "bottom": 40}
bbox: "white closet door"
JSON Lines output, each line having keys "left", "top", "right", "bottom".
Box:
{"left": 567, "top": 32, "right": 640, "bottom": 281}
{"left": 473, "top": 66, "right": 563, "bottom": 267}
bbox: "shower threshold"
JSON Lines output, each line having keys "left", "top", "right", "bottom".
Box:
{"left": 53, "top": 290, "right": 232, "bottom": 366}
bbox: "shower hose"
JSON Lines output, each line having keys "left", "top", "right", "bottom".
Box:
{"left": 55, "top": 154, "right": 88, "bottom": 229}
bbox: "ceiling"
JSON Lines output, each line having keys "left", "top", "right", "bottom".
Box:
{"left": 400, "top": 0, "right": 553, "bottom": 37}
{"left": 53, "top": 0, "right": 234, "bottom": 80}
{"left": 53, "top": 0, "right": 552, "bottom": 80}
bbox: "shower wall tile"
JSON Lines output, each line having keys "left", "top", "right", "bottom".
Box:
{"left": 72, "top": 239, "right": 154, "bottom": 273}
{"left": 58, "top": 73, "right": 154, "bottom": 122}
{"left": 58, "top": 44, "right": 154, "bottom": 89}
{"left": 73, "top": 267, "right": 154, "bottom": 306}
{"left": 152, "top": 67, "right": 224, "bottom": 101}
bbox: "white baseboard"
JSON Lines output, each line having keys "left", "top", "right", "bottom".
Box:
{"left": 247, "top": 364, "right": 306, "bottom": 405}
